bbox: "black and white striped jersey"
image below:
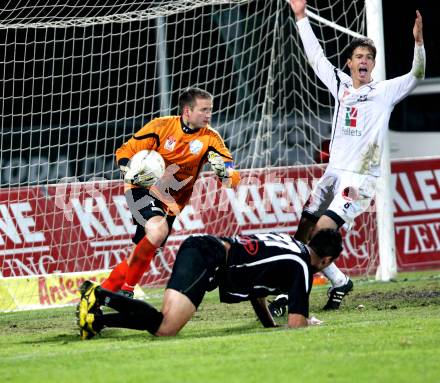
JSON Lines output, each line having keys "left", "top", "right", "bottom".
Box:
{"left": 219, "top": 233, "right": 313, "bottom": 317}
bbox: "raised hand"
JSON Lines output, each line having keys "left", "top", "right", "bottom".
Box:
{"left": 413, "top": 10, "right": 424, "bottom": 45}
{"left": 289, "top": 0, "right": 307, "bottom": 20}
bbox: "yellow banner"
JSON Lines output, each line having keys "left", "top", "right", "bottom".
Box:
{"left": 0, "top": 271, "right": 144, "bottom": 311}
{"left": 1, "top": 271, "right": 325, "bottom": 311}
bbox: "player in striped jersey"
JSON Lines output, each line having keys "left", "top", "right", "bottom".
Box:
{"left": 101, "top": 87, "right": 240, "bottom": 297}
{"left": 77, "top": 229, "right": 342, "bottom": 339}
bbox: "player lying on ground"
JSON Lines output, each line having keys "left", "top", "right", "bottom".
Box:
{"left": 101, "top": 87, "right": 240, "bottom": 298}
{"left": 268, "top": 0, "right": 426, "bottom": 315}
{"left": 77, "top": 229, "right": 342, "bottom": 339}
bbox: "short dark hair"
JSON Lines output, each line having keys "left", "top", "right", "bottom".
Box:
{"left": 308, "top": 229, "right": 343, "bottom": 260}
{"left": 178, "top": 87, "right": 212, "bottom": 113}
{"left": 346, "top": 38, "right": 377, "bottom": 60}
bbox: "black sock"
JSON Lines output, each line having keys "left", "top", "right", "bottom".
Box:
{"left": 95, "top": 311, "right": 163, "bottom": 335}
{"left": 96, "top": 286, "right": 152, "bottom": 312}
{"left": 95, "top": 287, "right": 163, "bottom": 335}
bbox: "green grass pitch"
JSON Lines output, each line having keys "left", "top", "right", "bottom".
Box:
{"left": 1, "top": 270, "right": 440, "bottom": 383}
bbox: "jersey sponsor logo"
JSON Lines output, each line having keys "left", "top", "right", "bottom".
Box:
{"left": 237, "top": 235, "right": 259, "bottom": 256}
{"left": 189, "top": 139, "right": 203, "bottom": 155}
{"left": 357, "top": 94, "right": 368, "bottom": 102}
{"left": 345, "top": 107, "right": 358, "bottom": 127}
{"left": 164, "top": 136, "right": 176, "bottom": 151}
{"left": 342, "top": 107, "right": 361, "bottom": 136}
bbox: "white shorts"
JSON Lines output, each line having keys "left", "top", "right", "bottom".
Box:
{"left": 302, "top": 167, "right": 377, "bottom": 229}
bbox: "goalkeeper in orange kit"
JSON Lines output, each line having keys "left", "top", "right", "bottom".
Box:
{"left": 102, "top": 87, "right": 240, "bottom": 297}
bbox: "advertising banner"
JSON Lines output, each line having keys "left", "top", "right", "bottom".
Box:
{"left": 1, "top": 157, "right": 439, "bottom": 310}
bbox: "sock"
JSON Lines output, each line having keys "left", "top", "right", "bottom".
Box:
{"left": 322, "top": 263, "right": 349, "bottom": 287}
{"left": 101, "top": 259, "right": 129, "bottom": 292}
{"left": 95, "top": 312, "right": 163, "bottom": 335}
{"left": 122, "top": 236, "right": 157, "bottom": 291}
{"left": 95, "top": 287, "right": 163, "bottom": 335}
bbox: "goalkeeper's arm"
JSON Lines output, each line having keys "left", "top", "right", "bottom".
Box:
{"left": 207, "top": 151, "right": 240, "bottom": 188}
{"left": 115, "top": 118, "right": 160, "bottom": 179}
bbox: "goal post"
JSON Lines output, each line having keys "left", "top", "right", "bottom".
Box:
{"left": 0, "top": 0, "right": 395, "bottom": 311}
{"left": 365, "top": 0, "right": 397, "bottom": 281}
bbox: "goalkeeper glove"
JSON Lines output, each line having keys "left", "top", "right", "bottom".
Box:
{"left": 123, "top": 162, "right": 156, "bottom": 188}
{"left": 207, "top": 151, "right": 227, "bottom": 178}
{"left": 133, "top": 172, "right": 157, "bottom": 188}
{"left": 119, "top": 165, "right": 129, "bottom": 179}
{"left": 124, "top": 169, "right": 157, "bottom": 188}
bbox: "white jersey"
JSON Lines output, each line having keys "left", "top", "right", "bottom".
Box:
{"left": 297, "top": 18, "right": 426, "bottom": 176}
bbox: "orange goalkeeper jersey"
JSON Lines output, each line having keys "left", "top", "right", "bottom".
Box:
{"left": 116, "top": 116, "right": 240, "bottom": 215}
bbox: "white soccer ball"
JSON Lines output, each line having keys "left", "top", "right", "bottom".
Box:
{"left": 124, "top": 150, "right": 165, "bottom": 187}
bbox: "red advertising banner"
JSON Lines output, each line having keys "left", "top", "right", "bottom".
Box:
{"left": 392, "top": 157, "right": 440, "bottom": 270}
{"left": 1, "top": 157, "right": 439, "bottom": 285}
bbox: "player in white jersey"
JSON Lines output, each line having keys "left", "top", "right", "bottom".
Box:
{"left": 269, "top": 0, "right": 426, "bottom": 315}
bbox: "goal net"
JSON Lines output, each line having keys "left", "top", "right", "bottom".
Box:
{"left": 0, "top": 0, "right": 381, "bottom": 310}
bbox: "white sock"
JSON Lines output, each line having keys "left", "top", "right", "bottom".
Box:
{"left": 322, "top": 263, "right": 348, "bottom": 287}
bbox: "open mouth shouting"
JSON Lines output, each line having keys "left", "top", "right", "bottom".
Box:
{"left": 358, "top": 66, "right": 369, "bottom": 78}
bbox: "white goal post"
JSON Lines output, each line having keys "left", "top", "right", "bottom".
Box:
{"left": 365, "top": 0, "right": 397, "bottom": 281}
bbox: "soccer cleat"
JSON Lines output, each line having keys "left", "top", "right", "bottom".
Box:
{"left": 76, "top": 280, "right": 101, "bottom": 340}
{"left": 322, "top": 279, "right": 354, "bottom": 310}
{"left": 76, "top": 309, "right": 99, "bottom": 340}
{"left": 79, "top": 280, "right": 100, "bottom": 312}
{"left": 268, "top": 294, "right": 288, "bottom": 317}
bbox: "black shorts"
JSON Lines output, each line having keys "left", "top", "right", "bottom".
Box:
{"left": 125, "top": 188, "right": 176, "bottom": 245}
{"left": 167, "top": 235, "right": 227, "bottom": 308}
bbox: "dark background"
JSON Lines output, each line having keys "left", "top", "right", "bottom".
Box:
{"left": 382, "top": 0, "right": 440, "bottom": 132}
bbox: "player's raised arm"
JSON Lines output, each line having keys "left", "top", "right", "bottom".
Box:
{"left": 289, "top": 0, "right": 306, "bottom": 21}
{"left": 413, "top": 10, "right": 424, "bottom": 46}
{"left": 382, "top": 10, "right": 425, "bottom": 106}
{"left": 290, "top": 0, "right": 347, "bottom": 98}
{"left": 412, "top": 10, "right": 425, "bottom": 79}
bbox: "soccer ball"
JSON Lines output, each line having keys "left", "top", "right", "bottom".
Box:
{"left": 124, "top": 150, "right": 166, "bottom": 187}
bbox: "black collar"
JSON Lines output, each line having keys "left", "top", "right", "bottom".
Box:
{"left": 180, "top": 117, "right": 200, "bottom": 134}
